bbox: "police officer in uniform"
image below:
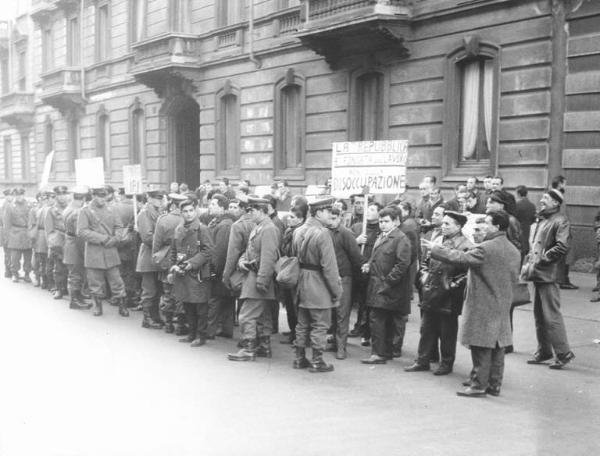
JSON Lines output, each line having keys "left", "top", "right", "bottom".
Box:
{"left": 152, "top": 192, "right": 188, "bottom": 333}
{"left": 77, "top": 186, "right": 129, "bottom": 317}
{"left": 29, "top": 191, "right": 50, "bottom": 288}
{"left": 137, "top": 189, "right": 167, "bottom": 329}
{"left": 3, "top": 188, "right": 33, "bottom": 282}
{"left": 227, "top": 197, "right": 281, "bottom": 362}
{"left": 292, "top": 197, "right": 342, "bottom": 372}
{"left": 45, "top": 186, "right": 70, "bottom": 299}
{"left": 63, "top": 186, "right": 91, "bottom": 310}
{"left": 114, "top": 189, "right": 141, "bottom": 308}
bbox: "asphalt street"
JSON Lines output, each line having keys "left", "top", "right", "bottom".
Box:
{"left": 0, "top": 269, "right": 599, "bottom": 456}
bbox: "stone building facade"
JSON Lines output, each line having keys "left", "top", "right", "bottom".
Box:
{"left": 0, "top": 0, "right": 599, "bottom": 257}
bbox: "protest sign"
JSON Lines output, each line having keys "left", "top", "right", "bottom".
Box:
{"left": 123, "top": 164, "right": 143, "bottom": 195}
{"left": 331, "top": 140, "right": 408, "bottom": 198}
{"left": 75, "top": 157, "right": 104, "bottom": 188}
{"left": 39, "top": 150, "right": 54, "bottom": 190}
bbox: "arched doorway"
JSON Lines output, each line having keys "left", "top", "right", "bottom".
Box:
{"left": 165, "top": 95, "right": 200, "bottom": 190}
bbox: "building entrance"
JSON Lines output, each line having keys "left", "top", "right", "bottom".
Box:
{"left": 167, "top": 96, "right": 200, "bottom": 190}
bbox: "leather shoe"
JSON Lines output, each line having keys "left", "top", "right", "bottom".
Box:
{"left": 335, "top": 348, "right": 347, "bottom": 360}
{"left": 527, "top": 353, "right": 553, "bottom": 364}
{"left": 404, "top": 363, "right": 429, "bottom": 372}
{"left": 190, "top": 338, "right": 206, "bottom": 347}
{"left": 433, "top": 365, "right": 453, "bottom": 376}
{"left": 462, "top": 379, "right": 472, "bottom": 387}
{"left": 360, "top": 337, "right": 371, "bottom": 347}
{"left": 179, "top": 335, "right": 195, "bottom": 343}
{"left": 559, "top": 282, "right": 578, "bottom": 290}
{"left": 592, "top": 286, "right": 599, "bottom": 292}
{"left": 486, "top": 386, "right": 501, "bottom": 397}
{"left": 549, "top": 351, "right": 575, "bottom": 370}
{"left": 504, "top": 345, "right": 514, "bottom": 354}
{"left": 457, "top": 386, "right": 487, "bottom": 398}
{"left": 590, "top": 296, "right": 600, "bottom": 303}
{"left": 361, "top": 354, "right": 386, "bottom": 365}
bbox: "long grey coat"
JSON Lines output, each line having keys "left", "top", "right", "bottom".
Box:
{"left": 77, "top": 200, "right": 123, "bottom": 270}
{"left": 136, "top": 204, "right": 162, "bottom": 273}
{"left": 239, "top": 217, "right": 281, "bottom": 301}
{"left": 292, "top": 217, "right": 342, "bottom": 310}
{"left": 63, "top": 205, "right": 85, "bottom": 266}
{"left": 430, "top": 231, "right": 520, "bottom": 348}
{"left": 3, "top": 201, "right": 32, "bottom": 249}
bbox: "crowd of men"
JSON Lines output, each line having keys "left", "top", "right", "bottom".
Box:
{"left": 0, "top": 174, "right": 585, "bottom": 397}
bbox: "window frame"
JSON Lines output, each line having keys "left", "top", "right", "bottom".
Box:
{"left": 96, "top": 104, "right": 111, "bottom": 172}
{"left": 95, "top": 1, "right": 111, "bottom": 63}
{"left": 215, "top": 0, "right": 245, "bottom": 28}
{"left": 129, "top": 0, "right": 147, "bottom": 46}
{"left": 215, "top": 81, "right": 241, "bottom": 178}
{"left": 129, "top": 97, "right": 145, "bottom": 167}
{"left": 42, "top": 24, "right": 54, "bottom": 73}
{"left": 66, "top": 14, "right": 80, "bottom": 66}
{"left": 273, "top": 68, "right": 306, "bottom": 179}
{"left": 443, "top": 37, "right": 500, "bottom": 181}
{"left": 20, "top": 133, "right": 30, "bottom": 181}
{"left": 348, "top": 67, "right": 389, "bottom": 141}
{"left": 3, "top": 136, "right": 12, "bottom": 181}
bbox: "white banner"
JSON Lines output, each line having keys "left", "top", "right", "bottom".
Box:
{"left": 39, "top": 150, "right": 54, "bottom": 190}
{"left": 123, "top": 164, "right": 143, "bottom": 195}
{"left": 75, "top": 157, "right": 105, "bottom": 189}
{"left": 331, "top": 140, "right": 408, "bottom": 198}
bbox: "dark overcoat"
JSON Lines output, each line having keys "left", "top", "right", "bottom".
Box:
{"left": 430, "top": 231, "right": 520, "bottom": 348}
{"left": 77, "top": 200, "right": 123, "bottom": 270}
{"left": 45, "top": 203, "right": 67, "bottom": 253}
{"left": 222, "top": 213, "right": 255, "bottom": 288}
{"left": 152, "top": 209, "right": 182, "bottom": 271}
{"left": 114, "top": 199, "right": 139, "bottom": 263}
{"left": 420, "top": 232, "right": 473, "bottom": 315}
{"left": 366, "top": 227, "right": 412, "bottom": 314}
{"left": 209, "top": 213, "right": 235, "bottom": 296}
{"left": 30, "top": 205, "right": 49, "bottom": 254}
{"left": 239, "top": 217, "right": 280, "bottom": 301}
{"left": 292, "top": 217, "right": 342, "bottom": 309}
{"left": 171, "top": 217, "right": 213, "bottom": 303}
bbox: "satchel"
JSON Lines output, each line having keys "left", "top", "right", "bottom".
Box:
{"left": 152, "top": 245, "right": 171, "bottom": 270}
{"left": 512, "top": 281, "right": 531, "bottom": 307}
{"left": 229, "top": 269, "right": 246, "bottom": 294}
{"left": 275, "top": 256, "right": 300, "bottom": 289}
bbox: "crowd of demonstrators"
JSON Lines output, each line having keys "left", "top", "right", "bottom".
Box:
{"left": 0, "top": 172, "right": 587, "bottom": 398}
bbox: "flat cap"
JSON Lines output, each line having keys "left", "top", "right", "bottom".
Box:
{"left": 91, "top": 187, "right": 108, "bottom": 196}
{"left": 444, "top": 210, "right": 468, "bottom": 227}
{"left": 308, "top": 196, "right": 336, "bottom": 210}
{"left": 488, "top": 190, "right": 508, "bottom": 207}
{"left": 11, "top": 188, "right": 25, "bottom": 195}
{"left": 247, "top": 196, "right": 270, "bottom": 208}
{"left": 146, "top": 189, "right": 167, "bottom": 199}
{"left": 168, "top": 192, "right": 189, "bottom": 202}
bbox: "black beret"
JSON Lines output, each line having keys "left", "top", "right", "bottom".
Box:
{"left": 444, "top": 210, "right": 468, "bottom": 227}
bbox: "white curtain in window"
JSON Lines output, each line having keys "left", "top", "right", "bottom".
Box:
{"left": 135, "top": 0, "right": 145, "bottom": 41}
{"left": 482, "top": 59, "right": 494, "bottom": 152}
{"left": 461, "top": 61, "right": 480, "bottom": 160}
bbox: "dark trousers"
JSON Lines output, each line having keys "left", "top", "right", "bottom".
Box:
{"left": 239, "top": 298, "right": 273, "bottom": 341}
{"left": 45, "top": 253, "right": 55, "bottom": 289}
{"left": 183, "top": 301, "right": 209, "bottom": 340}
{"left": 33, "top": 252, "right": 48, "bottom": 283}
{"left": 87, "top": 267, "right": 125, "bottom": 298}
{"left": 296, "top": 307, "right": 331, "bottom": 351}
{"left": 533, "top": 282, "right": 571, "bottom": 356}
{"left": 49, "top": 250, "right": 68, "bottom": 292}
{"left": 331, "top": 276, "right": 353, "bottom": 350}
{"left": 280, "top": 288, "right": 297, "bottom": 337}
{"left": 10, "top": 248, "right": 32, "bottom": 276}
{"left": 270, "top": 300, "right": 280, "bottom": 334}
{"left": 369, "top": 307, "right": 407, "bottom": 358}
{"left": 207, "top": 294, "right": 235, "bottom": 338}
{"left": 470, "top": 345, "right": 505, "bottom": 391}
{"left": 120, "top": 260, "right": 139, "bottom": 299}
{"left": 352, "top": 276, "right": 370, "bottom": 339}
{"left": 416, "top": 310, "right": 458, "bottom": 368}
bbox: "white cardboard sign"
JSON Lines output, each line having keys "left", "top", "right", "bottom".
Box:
{"left": 39, "top": 150, "right": 54, "bottom": 190}
{"left": 75, "top": 157, "right": 105, "bottom": 189}
{"left": 331, "top": 140, "right": 408, "bottom": 198}
{"left": 123, "top": 164, "right": 143, "bottom": 195}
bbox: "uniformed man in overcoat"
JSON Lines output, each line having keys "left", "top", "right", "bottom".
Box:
{"left": 29, "top": 191, "right": 50, "bottom": 287}
{"left": 77, "top": 186, "right": 129, "bottom": 317}
{"left": 152, "top": 192, "right": 188, "bottom": 333}
{"left": 405, "top": 211, "right": 472, "bottom": 374}
{"left": 170, "top": 199, "right": 214, "bottom": 347}
{"left": 63, "top": 186, "right": 91, "bottom": 310}
{"left": 292, "top": 197, "right": 342, "bottom": 373}
{"left": 45, "top": 186, "right": 70, "bottom": 299}
{"left": 114, "top": 190, "right": 141, "bottom": 308}
{"left": 136, "top": 189, "right": 167, "bottom": 329}
{"left": 206, "top": 194, "right": 236, "bottom": 339}
{"left": 3, "top": 188, "right": 33, "bottom": 282}
{"left": 227, "top": 197, "right": 280, "bottom": 361}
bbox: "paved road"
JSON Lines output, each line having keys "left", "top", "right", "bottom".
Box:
{"left": 0, "top": 271, "right": 599, "bottom": 456}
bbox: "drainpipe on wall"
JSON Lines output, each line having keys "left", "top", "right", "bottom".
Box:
{"left": 248, "top": 0, "right": 262, "bottom": 69}
{"left": 80, "top": 0, "right": 87, "bottom": 103}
